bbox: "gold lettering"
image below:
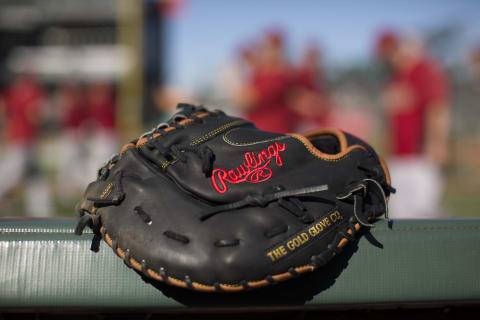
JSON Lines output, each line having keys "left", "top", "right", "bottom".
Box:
{"left": 267, "top": 251, "right": 276, "bottom": 262}
{"left": 287, "top": 240, "right": 295, "bottom": 251}
{"left": 272, "top": 248, "right": 282, "bottom": 259}
{"left": 286, "top": 233, "right": 310, "bottom": 251}
{"left": 267, "top": 245, "right": 288, "bottom": 261}
{"left": 324, "top": 217, "right": 331, "bottom": 227}
{"left": 330, "top": 211, "right": 343, "bottom": 223}
{"left": 267, "top": 213, "right": 342, "bottom": 262}
{"left": 300, "top": 232, "right": 309, "bottom": 242}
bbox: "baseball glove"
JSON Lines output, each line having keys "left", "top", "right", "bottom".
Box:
{"left": 75, "top": 103, "right": 394, "bottom": 292}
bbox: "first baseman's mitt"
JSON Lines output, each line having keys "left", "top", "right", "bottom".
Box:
{"left": 75, "top": 103, "right": 394, "bottom": 292}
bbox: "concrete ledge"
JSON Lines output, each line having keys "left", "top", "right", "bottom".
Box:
{"left": 1, "top": 218, "right": 479, "bottom": 310}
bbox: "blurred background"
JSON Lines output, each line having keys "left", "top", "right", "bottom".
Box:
{"left": 0, "top": 0, "right": 479, "bottom": 218}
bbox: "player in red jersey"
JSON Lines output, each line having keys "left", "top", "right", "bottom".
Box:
{"left": 84, "top": 81, "right": 119, "bottom": 185}
{"left": 56, "top": 81, "right": 89, "bottom": 200}
{"left": 376, "top": 32, "right": 451, "bottom": 218}
{"left": 0, "top": 73, "right": 53, "bottom": 216}
{"left": 290, "top": 43, "right": 330, "bottom": 132}
{"left": 239, "top": 30, "right": 299, "bottom": 133}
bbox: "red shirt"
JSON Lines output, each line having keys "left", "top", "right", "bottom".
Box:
{"left": 88, "top": 100, "right": 115, "bottom": 130}
{"left": 247, "top": 66, "right": 298, "bottom": 133}
{"left": 295, "top": 66, "right": 324, "bottom": 93}
{"left": 293, "top": 66, "right": 329, "bottom": 127}
{"left": 60, "top": 86, "right": 88, "bottom": 130}
{"left": 86, "top": 87, "right": 116, "bottom": 130}
{"left": 2, "top": 78, "right": 44, "bottom": 143}
{"left": 63, "top": 101, "right": 88, "bottom": 129}
{"left": 387, "top": 57, "right": 449, "bottom": 155}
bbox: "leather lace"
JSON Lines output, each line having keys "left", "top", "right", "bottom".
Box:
{"left": 199, "top": 184, "right": 329, "bottom": 221}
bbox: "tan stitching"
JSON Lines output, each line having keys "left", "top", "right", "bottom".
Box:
{"left": 302, "top": 128, "right": 348, "bottom": 152}
{"left": 189, "top": 120, "right": 248, "bottom": 146}
{"left": 100, "top": 223, "right": 364, "bottom": 292}
{"left": 100, "top": 183, "right": 113, "bottom": 199}
{"left": 223, "top": 128, "right": 290, "bottom": 146}
{"left": 288, "top": 133, "right": 367, "bottom": 162}
{"left": 161, "top": 161, "right": 170, "bottom": 170}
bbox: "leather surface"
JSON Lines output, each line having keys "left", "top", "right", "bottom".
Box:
{"left": 92, "top": 160, "right": 355, "bottom": 285}
{"left": 1, "top": 218, "right": 479, "bottom": 308}
{"left": 76, "top": 105, "right": 392, "bottom": 289}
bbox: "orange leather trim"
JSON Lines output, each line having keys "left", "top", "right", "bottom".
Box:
{"left": 179, "top": 118, "right": 194, "bottom": 125}
{"left": 120, "top": 143, "right": 135, "bottom": 155}
{"left": 338, "top": 223, "right": 361, "bottom": 248}
{"left": 136, "top": 137, "right": 148, "bottom": 148}
{"left": 247, "top": 279, "right": 269, "bottom": 288}
{"left": 152, "top": 133, "right": 161, "bottom": 138}
{"left": 99, "top": 221, "right": 360, "bottom": 292}
{"left": 197, "top": 113, "right": 209, "bottom": 118}
{"left": 191, "top": 282, "right": 216, "bottom": 292}
{"left": 295, "top": 265, "right": 315, "bottom": 273}
{"left": 272, "top": 272, "right": 292, "bottom": 282}
{"left": 378, "top": 153, "right": 391, "bottom": 185}
{"left": 164, "top": 127, "right": 176, "bottom": 132}
{"left": 338, "top": 238, "right": 349, "bottom": 248}
{"left": 130, "top": 258, "right": 142, "bottom": 272}
{"left": 168, "top": 277, "right": 188, "bottom": 289}
{"left": 289, "top": 133, "right": 367, "bottom": 161}
{"left": 146, "top": 269, "right": 164, "bottom": 282}
{"left": 219, "top": 284, "right": 243, "bottom": 292}
{"left": 116, "top": 248, "right": 125, "bottom": 259}
{"left": 354, "top": 223, "right": 361, "bottom": 232}
{"left": 302, "top": 128, "right": 348, "bottom": 151}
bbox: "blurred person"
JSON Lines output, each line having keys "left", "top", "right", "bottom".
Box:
{"left": 84, "top": 81, "right": 119, "bottom": 185}
{"left": 237, "top": 30, "right": 299, "bottom": 133}
{"left": 376, "top": 32, "right": 451, "bottom": 218}
{"left": 56, "top": 81, "right": 89, "bottom": 200}
{"left": 152, "top": 85, "right": 197, "bottom": 118}
{"left": 0, "top": 73, "right": 53, "bottom": 217}
{"left": 290, "top": 44, "right": 331, "bottom": 132}
{"left": 471, "top": 46, "right": 480, "bottom": 86}
{"left": 220, "top": 43, "right": 258, "bottom": 111}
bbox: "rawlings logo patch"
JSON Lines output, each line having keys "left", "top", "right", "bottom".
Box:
{"left": 211, "top": 141, "right": 286, "bottom": 193}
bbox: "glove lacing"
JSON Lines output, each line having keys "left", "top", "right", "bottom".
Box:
{"left": 199, "top": 177, "right": 391, "bottom": 229}
{"left": 199, "top": 184, "right": 329, "bottom": 221}
{"left": 145, "top": 140, "right": 215, "bottom": 177}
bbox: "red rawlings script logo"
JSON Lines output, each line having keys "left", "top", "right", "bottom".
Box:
{"left": 211, "top": 141, "right": 287, "bottom": 193}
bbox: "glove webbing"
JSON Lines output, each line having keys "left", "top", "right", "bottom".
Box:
{"left": 199, "top": 184, "right": 329, "bottom": 221}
